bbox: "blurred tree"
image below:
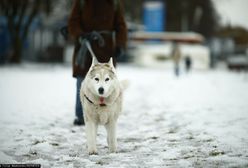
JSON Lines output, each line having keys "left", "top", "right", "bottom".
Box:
{"left": 218, "top": 26, "right": 248, "bottom": 45}
{"left": 165, "top": 0, "right": 219, "bottom": 37}
{"left": 0, "top": 0, "right": 55, "bottom": 63}
{"left": 124, "top": 0, "right": 143, "bottom": 23}
{"left": 196, "top": 0, "right": 219, "bottom": 38}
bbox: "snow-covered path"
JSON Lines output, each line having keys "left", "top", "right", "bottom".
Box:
{"left": 0, "top": 64, "right": 248, "bottom": 167}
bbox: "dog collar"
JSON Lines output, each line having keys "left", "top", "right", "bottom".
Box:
{"left": 84, "top": 94, "right": 106, "bottom": 107}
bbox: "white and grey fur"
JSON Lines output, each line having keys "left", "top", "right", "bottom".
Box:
{"left": 80, "top": 56, "right": 128, "bottom": 155}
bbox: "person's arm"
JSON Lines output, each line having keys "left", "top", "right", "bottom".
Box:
{"left": 114, "top": 0, "right": 127, "bottom": 49}
{"left": 68, "top": 0, "right": 82, "bottom": 40}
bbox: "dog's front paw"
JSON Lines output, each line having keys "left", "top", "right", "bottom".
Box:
{"left": 88, "top": 148, "right": 98, "bottom": 155}
{"left": 109, "top": 146, "right": 117, "bottom": 153}
{"left": 89, "top": 151, "right": 98, "bottom": 155}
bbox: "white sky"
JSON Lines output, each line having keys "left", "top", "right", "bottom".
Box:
{"left": 213, "top": 0, "right": 248, "bottom": 29}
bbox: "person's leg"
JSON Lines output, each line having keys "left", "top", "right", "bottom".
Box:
{"left": 74, "top": 77, "right": 84, "bottom": 125}
{"left": 175, "top": 64, "right": 180, "bottom": 76}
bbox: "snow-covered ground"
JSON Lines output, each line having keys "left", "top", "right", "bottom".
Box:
{"left": 0, "top": 64, "right": 248, "bottom": 168}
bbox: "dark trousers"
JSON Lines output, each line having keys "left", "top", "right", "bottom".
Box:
{"left": 76, "top": 77, "right": 84, "bottom": 119}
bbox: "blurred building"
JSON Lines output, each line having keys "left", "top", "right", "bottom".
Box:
{"left": 128, "top": 31, "right": 210, "bottom": 70}
{"left": 126, "top": 0, "right": 210, "bottom": 70}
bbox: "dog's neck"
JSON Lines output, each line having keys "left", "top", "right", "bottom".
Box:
{"left": 84, "top": 94, "right": 106, "bottom": 106}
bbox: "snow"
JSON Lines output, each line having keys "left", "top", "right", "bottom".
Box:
{"left": 0, "top": 64, "right": 248, "bottom": 167}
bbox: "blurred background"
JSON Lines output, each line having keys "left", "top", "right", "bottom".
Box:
{"left": 0, "top": 0, "right": 248, "bottom": 70}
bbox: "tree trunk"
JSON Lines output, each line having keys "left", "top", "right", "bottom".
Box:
{"left": 10, "top": 37, "right": 22, "bottom": 63}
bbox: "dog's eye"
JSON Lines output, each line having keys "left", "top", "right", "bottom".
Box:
{"left": 105, "top": 78, "right": 110, "bottom": 82}
{"left": 95, "top": 78, "right": 99, "bottom": 82}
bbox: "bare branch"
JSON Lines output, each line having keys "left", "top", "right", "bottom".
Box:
{"left": 16, "top": 0, "right": 28, "bottom": 31}
{"left": 22, "top": 0, "right": 41, "bottom": 41}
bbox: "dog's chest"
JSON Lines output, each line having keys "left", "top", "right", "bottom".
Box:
{"left": 93, "top": 107, "right": 113, "bottom": 125}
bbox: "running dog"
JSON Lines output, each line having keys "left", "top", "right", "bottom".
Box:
{"left": 80, "top": 57, "right": 128, "bottom": 155}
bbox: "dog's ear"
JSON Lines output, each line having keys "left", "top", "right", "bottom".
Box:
{"left": 92, "top": 56, "right": 99, "bottom": 65}
{"left": 90, "top": 56, "right": 99, "bottom": 69}
{"left": 108, "top": 57, "right": 117, "bottom": 74}
{"left": 108, "top": 57, "right": 114, "bottom": 67}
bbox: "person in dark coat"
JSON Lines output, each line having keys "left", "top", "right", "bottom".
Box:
{"left": 185, "top": 56, "right": 192, "bottom": 72}
{"left": 68, "top": 0, "right": 127, "bottom": 125}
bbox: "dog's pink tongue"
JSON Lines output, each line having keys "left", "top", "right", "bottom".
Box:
{"left": 99, "top": 97, "right": 104, "bottom": 104}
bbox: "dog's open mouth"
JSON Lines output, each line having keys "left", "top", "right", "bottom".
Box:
{"left": 99, "top": 97, "right": 106, "bottom": 106}
{"left": 99, "top": 97, "right": 104, "bottom": 103}
{"left": 99, "top": 96, "right": 106, "bottom": 106}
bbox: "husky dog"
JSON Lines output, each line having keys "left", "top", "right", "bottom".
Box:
{"left": 80, "top": 57, "right": 127, "bottom": 155}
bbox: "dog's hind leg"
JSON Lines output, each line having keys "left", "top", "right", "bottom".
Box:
{"left": 85, "top": 121, "right": 98, "bottom": 155}
{"left": 105, "top": 121, "right": 117, "bottom": 153}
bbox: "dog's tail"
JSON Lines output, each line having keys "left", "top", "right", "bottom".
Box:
{"left": 120, "top": 79, "right": 129, "bottom": 91}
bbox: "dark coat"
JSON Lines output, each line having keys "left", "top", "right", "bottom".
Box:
{"left": 68, "top": 0, "right": 127, "bottom": 77}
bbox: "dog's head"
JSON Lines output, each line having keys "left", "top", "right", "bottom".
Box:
{"left": 87, "top": 57, "right": 118, "bottom": 98}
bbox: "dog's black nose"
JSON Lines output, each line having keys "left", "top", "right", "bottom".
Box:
{"left": 98, "top": 87, "right": 104, "bottom": 95}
